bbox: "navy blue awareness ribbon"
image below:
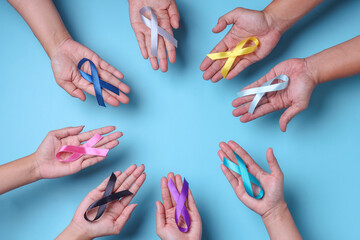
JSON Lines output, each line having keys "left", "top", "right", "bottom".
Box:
{"left": 78, "top": 58, "right": 120, "bottom": 107}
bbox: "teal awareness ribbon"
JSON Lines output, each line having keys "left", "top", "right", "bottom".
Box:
{"left": 223, "top": 152, "right": 264, "bottom": 199}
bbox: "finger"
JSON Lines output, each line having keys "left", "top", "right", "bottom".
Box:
{"left": 187, "top": 188, "right": 199, "bottom": 214}
{"left": 168, "top": 1, "right": 180, "bottom": 29}
{"left": 160, "top": 177, "right": 173, "bottom": 210}
{"left": 239, "top": 102, "right": 277, "bottom": 123}
{"left": 219, "top": 142, "right": 237, "bottom": 163}
{"left": 159, "top": 14, "right": 176, "bottom": 63}
{"left": 220, "top": 164, "right": 240, "bottom": 193}
{"left": 157, "top": 37, "right": 168, "bottom": 72}
{"left": 279, "top": 104, "right": 305, "bottom": 132}
{"left": 99, "top": 60, "right": 124, "bottom": 79}
{"left": 77, "top": 126, "right": 116, "bottom": 142}
{"left": 232, "top": 95, "right": 256, "bottom": 108}
{"left": 145, "top": 33, "right": 159, "bottom": 70}
{"left": 226, "top": 58, "right": 252, "bottom": 80}
{"left": 98, "top": 69, "right": 130, "bottom": 94}
{"left": 218, "top": 149, "right": 240, "bottom": 181}
{"left": 115, "top": 203, "right": 138, "bottom": 233}
{"left": 228, "top": 140, "right": 264, "bottom": 177}
{"left": 113, "top": 164, "right": 138, "bottom": 191}
{"left": 135, "top": 32, "right": 149, "bottom": 59}
{"left": 156, "top": 201, "right": 166, "bottom": 233}
{"left": 266, "top": 148, "right": 283, "bottom": 176}
{"left": 232, "top": 98, "right": 269, "bottom": 117}
{"left": 60, "top": 81, "right": 86, "bottom": 101}
{"left": 116, "top": 165, "right": 145, "bottom": 192}
{"left": 200, "top": 41, "right": 227, "bottom": 73}
{"left": 175, "top": 174, "right": 188, "bottom": 208}
{"left": 119, "top": 172, "right": 146, "bottom": 207}
{"left": 167, "top": 172, "right": 176, "bottom": 206}
{"left": 50, "top": 126, "right": 84, "bottom": 139}
{"left": 92, "top": 131, "right": 123, "bottom": 148}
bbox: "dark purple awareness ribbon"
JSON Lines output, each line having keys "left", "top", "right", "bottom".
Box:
{"left": 78, "top": 58, "right": 120, "bottom": 107}
{"left": 168, "top": 178, "right": 191, "bottom": 232}
{"left": 84, "top": 173, "right": 132, "bottom": 222}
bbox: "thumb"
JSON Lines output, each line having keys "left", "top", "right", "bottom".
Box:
{"left": 156, "top": 201, "right": 166, "bottom": 235}
{"left": 212, "top": 8, "right": 242, "bottom": 33}
{"left": 59, "top": 81, "right": 86, "bottom": 101}
{"left": 279, "top": 104, "right": 305, "bottom": 132}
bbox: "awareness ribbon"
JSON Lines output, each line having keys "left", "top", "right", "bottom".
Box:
{"left": 84, "top": 172, "right": 133, "bottom": 222}
{"left": 140, "top": 6, "right": 178, "bottom": 57}
{"left": 207, "top": 37, "right": 259, "bottom": 78}
{"left": 56, "top": 134, "right": 109, "bottom": 162}
{"left": 78, "top": 58, "right": 120, "bottom": 107}
{"left": 223, "top": 152, "right": 264, "bottom": 199}
{"left": 168, "top": 178, "right": 191, "bottom": 233}
{"left": 237, "top": 74, "right": 289, "bottom": 114}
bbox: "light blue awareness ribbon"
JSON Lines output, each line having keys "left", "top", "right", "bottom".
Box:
{"left": 237, "top": 74, "right": 289, "bottom": 114}
{"left": 223, "top": 152, "right": 264, "bottom": 199}
{"left": 78, "top": 58, "right": 120, "bottom": 107}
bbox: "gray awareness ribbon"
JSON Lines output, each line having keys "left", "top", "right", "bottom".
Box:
{"left": 140, "top": 6, "right": 178, "bottom": 57}
{"left": 237, "top": 74, "right": 289, "bottom": 114}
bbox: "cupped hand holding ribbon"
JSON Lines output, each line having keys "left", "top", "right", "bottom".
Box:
{"left": 200, "top": 7, "right": 282, "bottom": 82}
{"left": 129, "top": 0, "right": 179, "bottom": 72}
{"left": 232, "top": 58, "right": 317, "bottom": 132}
{"left": 57, "top": 165, "right": 146, "bottom": 239}
{"left": 51, "top": 39, "right": 130, "bottom": 106}
{"left": 34, "top": 126, "right": 122, "bottom": 179}
{"left": 218, "top": 141, "right": 286, "bottom": 216}
{"left": 156, "top": 173, "right": 202, "bottom": 240}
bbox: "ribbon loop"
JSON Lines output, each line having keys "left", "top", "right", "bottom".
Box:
{"left": 237, "top": 74, "right": 289, "bottom": 114}
{"left": 56, "top": 134, "right": 109, "bottom": 162}
{"left": 168, "top": 178, "right": 191, "bottom": 233}
{"left": 207, "top": 37, "right": 259, "bottom": 78}
{"left": 224, "top": 152, "right": 264, "bottom": 199}
{"left": 140, "top": 6, "right": 177, "bottom": 57}
{"left": 78, "top": 58, "right": 120, "bottom": 107}
{"left": 84, "top": 173, "right": 133, "bottom": 222}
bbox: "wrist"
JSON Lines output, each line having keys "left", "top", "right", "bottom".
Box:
{"left": 304, "top": 56, "right": 321, "bottom": 86}
{"left": 261, "top": 201, "right": 289, "bottom": 224}
{"left": 26, "top": 153, "right": 42, "bottom": 182}
{"left": 263, "top": 6, "right": 291, "bottom": 34}
{"left": 56, "top": 222, "right": 92, "bottom": 240}
{"left": 48, "top": 33, "right": 72, "bottom": 59}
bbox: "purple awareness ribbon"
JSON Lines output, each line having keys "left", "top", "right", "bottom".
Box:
{"left": 168, "top": 178, "right": 191, "bottom": 233}
{"left": 140, "top": 6, "right": 177, "bottom": 57}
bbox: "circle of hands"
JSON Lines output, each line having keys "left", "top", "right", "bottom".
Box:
{"left": 29, "top": 2, "right": 322, "bottom": 239}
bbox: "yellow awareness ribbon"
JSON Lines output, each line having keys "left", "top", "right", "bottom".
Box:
{"left": 207, "top": 37, "right": 259, "bottom": 78}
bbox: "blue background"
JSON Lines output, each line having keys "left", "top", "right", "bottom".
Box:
{"left": 1, "top": 0, "right": 360, "bottom": 239}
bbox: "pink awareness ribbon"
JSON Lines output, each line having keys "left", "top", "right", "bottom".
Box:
{"left": 56, "top": 134, "right": 109, "bottom": 162}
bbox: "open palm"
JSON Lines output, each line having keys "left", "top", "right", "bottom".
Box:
{"left": 35, "top": 126, "right": 122, "bottom": 179}
{"left": 200, "top": 7, "right": 282, "bottom": 82}
{"left": 233, "top": 58, "right": 317, "bottom": 132}
{"left": 67, "top": 165, "right": 146, "bottom": 239}
{"left": 156, "top": 173, "right": 202, "bottom": 240}
{"left": 129, "top": 0, "right": 179, "bottom": 72}
{"left": 51, "top": 39, "right": 130, "bottom": 106}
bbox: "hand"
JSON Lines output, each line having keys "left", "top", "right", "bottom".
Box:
{"left": 34, "top": 126, "right": 122, "bottom": 179}
{"left": 51, "top": 38, "right": 130, "bottom": 106}
{"left": 156, "top": 173, "right": 202, "bottom": 240}
{"left": 129, "top": 0, "right": 179, "bottom": 72}
{"left": 57, "top": 165, "right": 146, "bottom": 239}
{"left": 200, "top": 7, "right": 282, "bottom": 82}
{"left": 218, "top": 141, "right": 285, "bottom": 217}
{"left": 233, "top": 58, "right": 317, "bottom": 132}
